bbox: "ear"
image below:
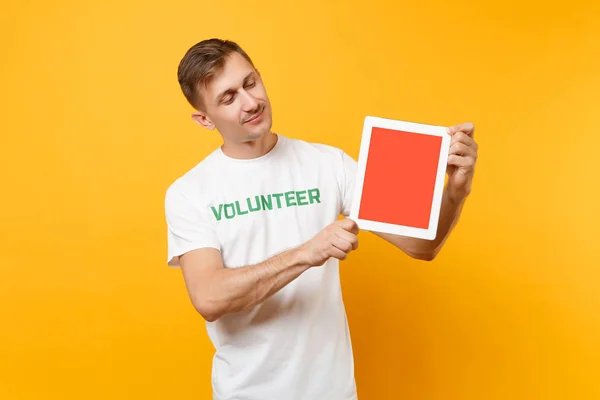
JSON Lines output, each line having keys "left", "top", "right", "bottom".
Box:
{"left": 191, "top": 111, "right": 215, "bottom": 130}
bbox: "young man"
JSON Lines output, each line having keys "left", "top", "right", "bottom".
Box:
{"left": 165, "top": 38, "right": 478, "bottom": 400}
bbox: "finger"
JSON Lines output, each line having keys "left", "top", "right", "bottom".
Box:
{"left": 450, "top": 143, "right": 478, "bottom": 162}
{"left": 335, "top": 229, "right": 359, "bottom": 250}
{"left": 449, "top": 142, "right": 475, "bottom": 157}
{"left": 349, "top": 221, "right": 359, "bottom": 235}
{"left": 450, "top": 131, "right": 476, "bottom": 148}
{"left": 331, "top": 235, "right": 354, "bottom": 253}
{"left": 329, "top": 246, "right": 348, "bottom": 261}
{"left": 447, "top": 154, "right": 476, "bottom": 168}
{"left": 337, "top": 218, "right": 359, "bottom": 234}
{"left": 447, "top": 122, "right": 475, "bottom": 137}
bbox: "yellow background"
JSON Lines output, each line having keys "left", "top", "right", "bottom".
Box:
{"left": 1, "top": 0, "right": 599, "bottom": 399}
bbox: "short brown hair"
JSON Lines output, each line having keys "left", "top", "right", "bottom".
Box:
{"left": 177, "top": 38, "right": 255, "bottom": 110}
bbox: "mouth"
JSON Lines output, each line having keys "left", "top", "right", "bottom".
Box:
{"left": 244, "top": 106, "right": 265, "bottom": 124}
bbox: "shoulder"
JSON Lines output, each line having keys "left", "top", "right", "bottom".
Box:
{"left": 283, "top": 135, "right": 352, "bottom": 161}
{"left": 165, "top": 149, "right": 222, "bottom": 202}
{"left": 284, "top": 136, "right": 358, "bottom": 171}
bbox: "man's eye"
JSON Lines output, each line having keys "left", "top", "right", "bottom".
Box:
{"left": 223, "top": 96, "right": 234, "bottom": 104}
{"left": 246, "top": 81, "right": 256, "bottom": 88}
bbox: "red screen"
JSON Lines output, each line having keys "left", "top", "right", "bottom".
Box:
{"left": 358, "top": 127, "right": 442, "bottom": 229}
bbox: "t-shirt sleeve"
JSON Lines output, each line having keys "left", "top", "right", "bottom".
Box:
{"left": 340, "top": 150, "right": 358, "bottom": 217}
{"left": 164, "top": 181, "right": 221, "bottom": 267}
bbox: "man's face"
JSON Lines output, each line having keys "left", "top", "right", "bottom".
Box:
{"left": 193, "top": 52, "right": 273, "bottom": 144}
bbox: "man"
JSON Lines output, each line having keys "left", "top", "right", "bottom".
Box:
{"left": 165, "top": 38, "right": 478, "bottom": 400}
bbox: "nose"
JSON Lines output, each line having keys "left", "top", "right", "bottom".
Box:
{"left": 240, "top": 89, "right": 259, "bottom": 112}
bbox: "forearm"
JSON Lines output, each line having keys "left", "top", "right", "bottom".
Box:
{"left": 426, "top": 186, "right": 467, "bottom": 254}
{"left": 376, "top": 186, "right": 467, "bottom": 259}
{"left": 203, "top": 247, "right": 311, "bottom": 320}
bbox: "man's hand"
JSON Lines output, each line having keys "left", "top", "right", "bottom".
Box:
{"left": 447, "top": 122, "right": 478, "bottom": 202}
{"left": 299, "top": 219, "right": 359, "bottom": 266}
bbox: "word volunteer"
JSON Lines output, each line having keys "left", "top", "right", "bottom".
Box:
{"left": 210, "top": 188, "right": 322, "bottom": 221}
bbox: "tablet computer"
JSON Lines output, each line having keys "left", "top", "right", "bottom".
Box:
{"left": 350, "top": 116, "right": 451, "bottom": 240}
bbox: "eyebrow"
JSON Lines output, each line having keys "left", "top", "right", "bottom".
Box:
{"left": 216, "top": 72, "right": 255, "bottom": 104}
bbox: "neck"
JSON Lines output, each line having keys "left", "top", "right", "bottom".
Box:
{"left": 221, "top": 132, "right": 278, "bottom": 160}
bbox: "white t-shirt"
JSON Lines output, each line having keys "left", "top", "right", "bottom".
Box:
{"left": 164, "top": 134, "right": 359, "bottom": 400}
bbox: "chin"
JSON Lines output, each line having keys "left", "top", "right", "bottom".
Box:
{"left": 248, "top": 120, "right": 273, "bottom": 139}
{"left": 247, "top": 130, "right": 267, "bottom": 141}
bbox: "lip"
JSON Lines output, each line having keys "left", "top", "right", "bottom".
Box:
{"left": 244, "top": 108, "right": 264, "bottom": 124}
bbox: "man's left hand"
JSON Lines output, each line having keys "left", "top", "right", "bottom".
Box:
{"left": 446, "top": 122, "right": 478, "bottom": 202}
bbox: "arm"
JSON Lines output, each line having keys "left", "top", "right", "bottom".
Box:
{"left": 180, "top": 247, "right": 309, "bottom": 322}
{"left": 180, "top": 218, "right": 359, "bottom": 322}
{"left": 374, "top": 186, "right": 467, "bottom": 260}
{"left": 374, "top": 122, "right": 478, "bottom": 261}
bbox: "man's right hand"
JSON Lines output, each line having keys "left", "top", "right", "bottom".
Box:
{"left": 299, "top": 218, "right": 360, "bottom": 267}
